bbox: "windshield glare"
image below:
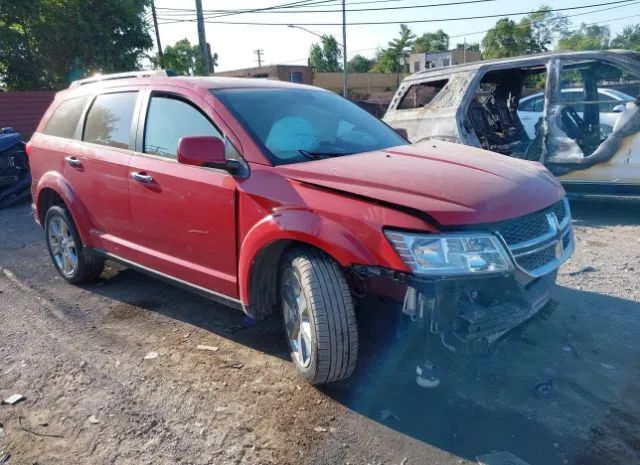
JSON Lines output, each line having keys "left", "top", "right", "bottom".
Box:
{"left": 213, "top": 88, "right": 406, "bottom": 164}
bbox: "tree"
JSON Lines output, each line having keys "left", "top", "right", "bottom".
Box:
{"left": 388, "top": 24, "right": 416, "bottom": 72}
{"left": 481, "top": 7, "right": 569, "bottom": 59}
{"left": 308, "top": 35, "right": 342, "bottom": 72}
{"left": 526, "top": 6, "right": 569, "bottom": 53}
{"left": 482, "top": 18, "right": 532, "bottom": 59}
{"left": 557, "top": 24, "right": 610, "bottom": 51}
{"left": 413, "top": 30, "right": 449, "bottom": 53}
{"left": 0, "top": 0, "right": 152, "bottom": 90}
{"left": 610, "top": 24, "right": 640, "bottom": 52}
{"left": 348, "top": 54, "right": 374, "bottom": 73}
{"left": 157, "top": 39, "right": 199, "bottom": 75}
{"left": 456, "top": 42, "right": 480, "bottom": 52}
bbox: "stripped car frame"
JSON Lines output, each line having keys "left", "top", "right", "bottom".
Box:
{"left": 384, "top": 50, "right": 640, "bottom": 200}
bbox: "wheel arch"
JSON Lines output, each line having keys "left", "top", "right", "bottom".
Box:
{"left": 35, "top": 172, "right": 94, "bottom": 246}
{"left": 239, "top": 210, "right": 377, "bottom": 319}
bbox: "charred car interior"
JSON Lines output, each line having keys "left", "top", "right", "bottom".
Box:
{"left": 385, "top": 51, "right": 640, "bottom": 199}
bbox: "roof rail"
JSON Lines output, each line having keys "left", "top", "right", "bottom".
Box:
{"left": 69, "top": 69, "right": 174, "bottom": 88}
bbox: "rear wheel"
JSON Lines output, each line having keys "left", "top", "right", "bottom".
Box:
{"left": 45, "top": 205, "right": 104, "bottom": 284}
{"left": 280, "top": 247, "right": 358, "bottom": 384}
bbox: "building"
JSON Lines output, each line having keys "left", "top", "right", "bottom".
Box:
{"left": 216, "top": 65, "right": 313, "bottom": 85}
{"left": 409, "top": 48, "right": 482, "bottom": 73}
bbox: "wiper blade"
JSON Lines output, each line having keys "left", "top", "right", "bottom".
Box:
{"left": 298, "top": 149, "right": 354, "bottom": 159}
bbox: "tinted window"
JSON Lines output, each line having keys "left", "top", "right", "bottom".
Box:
{"left": 215, "top": 88, "right": 406, "bottom": 164}
{"left": 83, "top": 92, "right": 137, "bottom": 149}
{"left": 43, "top": 96, "right": 88, "bottom": 139}
{"left": 397, "top": 80, "right": 448, "bottom": 110}
{"left": 519, "top": 97, "right": 534, "bottom": 112}
{"left": 144, "top": 96, "right": 223, "bottom": 159}
{"left": 532, "top": 97, "right": 544, "bottom": 112}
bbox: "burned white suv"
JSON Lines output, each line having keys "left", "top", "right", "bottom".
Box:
{"left": 384, "top": 50, "right": 640, "bottom": 200}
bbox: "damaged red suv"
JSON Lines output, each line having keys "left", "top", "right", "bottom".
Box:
{"left": 29, "top": 71, "right": 574, "bottom": 384}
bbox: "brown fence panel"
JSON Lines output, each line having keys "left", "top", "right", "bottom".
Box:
{"left": 0, "top": 91, "right": 57, "bottom": 138}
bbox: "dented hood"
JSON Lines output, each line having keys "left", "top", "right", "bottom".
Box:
{"left": 274, "top": 141, "right": 564, "bottom": 226}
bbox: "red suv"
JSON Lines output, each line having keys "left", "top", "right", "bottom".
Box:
{"left": 28, "top": 71, "right": 574, "bottom": 385}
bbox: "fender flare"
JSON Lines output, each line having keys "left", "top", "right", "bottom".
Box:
{"left": 35, "top": 171, "right": 95, "bottom": 246}
{"left": 238, "top": 209, "right": 378, "bottom": 307}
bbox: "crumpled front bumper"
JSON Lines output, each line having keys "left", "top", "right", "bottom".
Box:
{"left": 353, "top": 265, "right": 558, "bottom": 352}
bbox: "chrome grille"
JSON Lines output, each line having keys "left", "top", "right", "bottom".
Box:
{"left": 496, "top": 198, "right": 573, "bottom": 277}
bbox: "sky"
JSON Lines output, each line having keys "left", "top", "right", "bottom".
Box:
{"left": 151, "top": 0, "right": 640, "bottom": 72}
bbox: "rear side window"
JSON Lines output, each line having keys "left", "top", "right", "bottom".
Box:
{"left": 397, "top": 79, "right": 448, "bottom": 110}
{"left": 143, "top": 96, "right": 224, "bottom": 159}
{"left": 43, "top": 96, "right": 88, "bottom": 139}
{"left": 83, "top": 92, "right": 138, "bottom": 149}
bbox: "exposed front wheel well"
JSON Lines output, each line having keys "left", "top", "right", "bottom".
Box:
{"left": 37, "top": 188, "right": 65, "bottom": 225}
{"left": 247, "top": 240, "right": 349, "bottom": 320}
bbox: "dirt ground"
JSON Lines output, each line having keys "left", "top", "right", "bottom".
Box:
{"left": 1, "top": 199, "right": 639, "bottom": 465}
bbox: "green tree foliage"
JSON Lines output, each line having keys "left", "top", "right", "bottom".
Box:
{"left": 308, "top": 35, "right": 342, "bottom": 72}
{"left": 157, "top": 39, "right": 199, "bottom": 75}
{"left": 557, "top": 24, "right": 610, "bottom": 51}
{"left": 456, "top": 42, "right": 481, "bottom": 52}
{"left": 482, "top": 18, "right": 532, "bottom": 59}
{"left": 372, "top": 24, "right": 416, "bottom": 73}
{"left": 527, "top": 6, "right": 569, "bottom": 53}
{"left": 610, "top": 24, "right": 640, "bottom": 51}
{"left": 481, "top": 7, "right": 568, "bottom": 59}
{"left": 0, "top": 0, "right": 152, "bottom": 90}
{"left": 413, "top": 30, "right": 449, "bottom": 53}
{"left": 347, "top": 54, "right": 374, "bottom": 72}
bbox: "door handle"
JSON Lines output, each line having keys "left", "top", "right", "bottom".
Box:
{"left": 64, "top": 156, "right": 82, "bottom": 167}
{"left": 131, "top": 172, "right": 153, "bottom": 183}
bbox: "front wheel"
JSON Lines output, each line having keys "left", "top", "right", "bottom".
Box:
{"left": 280, "top": 247, "right": 358, "bottom": 385}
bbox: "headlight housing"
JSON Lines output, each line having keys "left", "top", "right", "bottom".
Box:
{"left": 385, "top": 230, "right": 513, "bottom": 276}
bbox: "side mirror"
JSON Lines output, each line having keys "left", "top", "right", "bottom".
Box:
{"left": 393, "top": 127, "right": 409, "bottom": 139}
{"left": 612, "top": 104, "right": 626, "bottom": 113}
{"left": 177, "top": 136, "right": 241, "bottom": 173}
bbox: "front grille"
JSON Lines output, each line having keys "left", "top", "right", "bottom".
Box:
{"left": 499, "top": 211, "right": 550, "bottom": 247}
{"left": 496, "top": 198, "right": 573, "bottom": 277}
{"left": 516, "top": 243, "right": 557, "bottom": 271}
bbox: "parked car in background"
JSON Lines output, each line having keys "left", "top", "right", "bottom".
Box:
{"left": 384, "top": 50, "right": 640, "bottom": 200}
{"left": 518, "top": 87, "right": 635, "bottom": 139}
{"left": 0, "top": 127, "right": 30, "bottom": 208}
{"left": 29, "top": 71, "right": 573, "bottom": 385}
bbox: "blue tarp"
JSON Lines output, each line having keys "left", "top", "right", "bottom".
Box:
{"left": 0, "top": 132, "right": 21, "bottom": 152}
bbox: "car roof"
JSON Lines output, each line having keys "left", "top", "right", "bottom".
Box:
{"left": 403, "top": 49, "right": 640, "bottom": 83}
{"left": 57, "top": 74, "right": 323, "bottom": 100}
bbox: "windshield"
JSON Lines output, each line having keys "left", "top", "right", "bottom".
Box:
{"left": 213, "top": 88, "right": 406, "bottom": 164}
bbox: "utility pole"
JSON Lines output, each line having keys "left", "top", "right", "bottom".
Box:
{"left": 342, "top": 0, "right": 348, "bottom": 98}
{"left": 151, "top": 0, "right": 163, "bottom": 62}
{"left": 254, "top": 49, "right": 264, "bottom": 68}
{"left": 195, "top": 0, "right": 209, "bottom": 75}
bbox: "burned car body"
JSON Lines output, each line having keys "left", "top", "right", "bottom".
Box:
{"left": 384, "top": 50, "right": 640, "bottom": 199}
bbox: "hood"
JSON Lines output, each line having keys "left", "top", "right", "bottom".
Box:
{"left": 274, "top": 141, "right": 564, "bottom": 226}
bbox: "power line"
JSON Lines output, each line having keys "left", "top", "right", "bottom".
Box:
{"left": 155, "top": 0, "right": 404, "bottom": 16}
{"left": 274, "top": 9, "right": 640, "bottom": 64}
{"left": 156, "top": 0, "right": 638, "bottom": 26}
{"left": 156, "top": 0, "right": 497, "bottom": 17}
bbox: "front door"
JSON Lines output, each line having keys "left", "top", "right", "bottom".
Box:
{"left": 128, "top": 90, "right": 239, "bottom": 298}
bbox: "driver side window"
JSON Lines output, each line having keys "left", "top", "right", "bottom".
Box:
{"left": 144, "top": 95, "right": 240, "bottom": 160}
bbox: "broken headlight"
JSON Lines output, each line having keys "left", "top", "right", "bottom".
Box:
{"left": 385, "top": 231, "right": 513, "bottom": 276}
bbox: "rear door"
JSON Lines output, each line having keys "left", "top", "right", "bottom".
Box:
{"left": 64, "top": 89, "right": 141, "bottom": 259}
{"left": 127, "top": 87, "right": 240, "bottom": 297}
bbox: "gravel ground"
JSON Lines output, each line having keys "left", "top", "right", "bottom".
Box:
{"left": 0, "top": 199, "right": 639, "bottom": 465}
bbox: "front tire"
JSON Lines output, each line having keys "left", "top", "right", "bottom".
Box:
{"left": 280, "top": 247, "right": 358, "bottom": 384}
{"left": 44, "top": 205, "right": 104, "bottom": 284}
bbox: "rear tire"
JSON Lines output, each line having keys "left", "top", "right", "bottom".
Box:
{"left": 280, "top": 247, "right": 358, "bottom": 384}
{"left": 44, "top": 205, "right": 104, "bottom": 284}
